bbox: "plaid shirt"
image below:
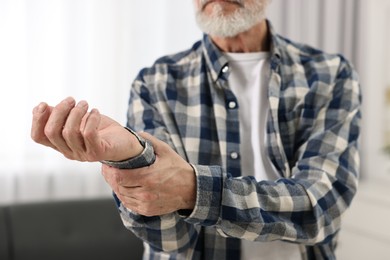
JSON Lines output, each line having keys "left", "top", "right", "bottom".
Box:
{"left": 114, "top": 21, "right": 361, "bottom": 260}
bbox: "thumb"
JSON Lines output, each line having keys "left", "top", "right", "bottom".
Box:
{"left": 137, "top": 131, "right": 169, "bottom": 155}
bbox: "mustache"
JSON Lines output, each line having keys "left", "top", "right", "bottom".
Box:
{"left": 200, "top": 0, "right": 244, "bottom": 6}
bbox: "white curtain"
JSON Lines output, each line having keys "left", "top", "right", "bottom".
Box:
{"left": 267, "top": 0, "right": 361, "bottom": 67}
{"left": 0, "top": 0, "right": 201, "bottom": 204}
{"left": 0, "top": 0, "right": 363, "bottom": 205}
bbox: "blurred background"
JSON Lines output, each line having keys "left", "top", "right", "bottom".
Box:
{"left": 0, "top": 0, "right": 389, "bottom": 259}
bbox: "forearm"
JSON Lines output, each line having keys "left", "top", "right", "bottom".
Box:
{"left": 184, "top": 159, "right": 357, "bottom": 245}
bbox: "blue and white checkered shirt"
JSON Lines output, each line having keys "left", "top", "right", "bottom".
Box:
{"left": 113, "top": 21, "right": 361, "bottom": 260}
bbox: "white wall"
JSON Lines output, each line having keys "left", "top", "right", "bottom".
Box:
{"left": 0, "top": 0, "right": 202, "bottom": 204}
{"left": 358, "top": 0, "right": 390, "bottom": 181}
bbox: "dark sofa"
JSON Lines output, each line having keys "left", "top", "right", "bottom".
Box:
{"left": 0, "top": 198, "right": 143, "bottom": 260}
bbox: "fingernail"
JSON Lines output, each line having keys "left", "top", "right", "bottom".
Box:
{"left": 36, "top": 102, "right": 47, "bottom": 113}
{"left": 64, "top": 97, "right": 75, "bottom": 105}
{"left": 77, "top": 100, "right": 88, "bottom": 108}
{"left": 90, "top": 108, "right": 99, "bottom": 114}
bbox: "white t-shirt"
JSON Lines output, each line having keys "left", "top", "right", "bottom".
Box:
{"left": 224, "top": 52, "right": 301, "bottom": 260}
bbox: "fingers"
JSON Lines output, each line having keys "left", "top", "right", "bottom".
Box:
{"left": 31, "top": 97, "right": 102, "bottom": 161}
{"left": 101, "top": 165, "right": 136, "bottom": 212}
{"left": 114, "top": 185, "right": 161, "bottom": 217}
{"left": 137, "top": 131, "right": 157, "bottom": 145}
{"left": 101, "top": 164, "right": 144, "bottom": 188}
{"left": 101, "top": 164, "right": 122, "bottom": 194}
{"left": 101, "top": 164, "right": 157, "bottom": 200}
{"left": 82, "top": 108, "right": 102, "bottom": 159}
{"left": 62, "top": 100, "right": 89, "bottom": 160}
{"left": 117, "top": 194, "right": 161, "bottom": 217}
{"left": 138, "top": 131, "right": 169, "bottom": 156}
{"left": 44, "top": 97, "right": 76, "bottom": 157}
{"left": 31, "top": 102, "right": 57, "bottom": 150}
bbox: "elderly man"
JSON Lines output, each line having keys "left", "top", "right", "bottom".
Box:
{"left": 31, "top": 0, "right": 361, "bottom": 259}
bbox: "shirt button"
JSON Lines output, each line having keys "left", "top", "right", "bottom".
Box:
{"left": 230, "top": 152, "right": 239, "bottom": 160}
{"left": 228, "top": 101, "right": 237, "bottom": 109}
{"left": 222, "top": 66, "right": 229, "bottom": 73}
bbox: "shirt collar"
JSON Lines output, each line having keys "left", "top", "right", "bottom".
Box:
{"left": 202, "top": 34, "right": 228, "bottom": 82}
{"left": 201, "top": 19, "right": 283, "bottom": 82}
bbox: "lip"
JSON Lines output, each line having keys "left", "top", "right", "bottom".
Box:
{"left": 202, "top": 0, "right": 242, "bottom": 9}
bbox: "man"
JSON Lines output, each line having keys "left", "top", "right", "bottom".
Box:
{"left": 31, "top": 0, "right": 361, "bottom": 259}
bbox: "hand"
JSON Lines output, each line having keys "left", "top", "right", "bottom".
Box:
{"left": 101, "top": 132, "right": 196, "bottom": 217}
{"left": 31, "top": 97, "right": 143, "bottom": 162}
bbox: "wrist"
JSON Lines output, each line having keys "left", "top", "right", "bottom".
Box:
{"left": 122, "top": 128, "right": 144, "bottom": 160}
{"left": 101, "top": 127, "right": 156, "bottom": 169}
{"left": 181, "top": 164, "right": 197, "bottom": 210}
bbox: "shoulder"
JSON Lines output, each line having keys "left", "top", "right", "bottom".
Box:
{"left": 274, "top": 34, "right": 356, "bottom": 82}
{"left": 135, "top": 40, "right": 203, "bottom": 84}
{"left": 272, "top": 34, "right": 361, "bottom": 114}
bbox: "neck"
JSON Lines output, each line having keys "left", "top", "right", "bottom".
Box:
{"left": 210, "top": 20, "right": 270, "bottom": 53}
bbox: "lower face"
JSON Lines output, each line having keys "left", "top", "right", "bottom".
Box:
{"left": 194, "top": 0, "right": 269, "bottom": 37}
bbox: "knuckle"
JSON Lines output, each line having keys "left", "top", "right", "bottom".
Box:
{"left": 82, "top": 129, "right": 94, "bottom": 139}
{"left": 30, "top": 131, "right": 38, "bottom": 141}
{"left": 44, "top": 126, "right": 56, "bottom": 139}
{"left": 62, "top": 127, "right": 81, "bottom": 140}
{"left": 31, "top": 132, "right": 44, "bottom": 143}
{"left": 61, "top": 127, "right": 71, "bottom": 139}
{"left": 63, "top": 152, "right": 75, "bottom": 160}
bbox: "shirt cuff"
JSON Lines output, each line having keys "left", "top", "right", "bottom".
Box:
{"left": 101, "top": 127, "right": 156, "bottom": 169}
{"left": 182, "top": 165, "right": 223, "bottom": 226}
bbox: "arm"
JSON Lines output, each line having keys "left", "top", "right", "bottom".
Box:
{"left": 101, "top": 80, "right": 200, "bottom": 253}
{"left": 106, "top": 56, "right": 360, "bottom": 249}
{"left": 30, "top": 96, "right": 199, "bottom": 254}
{"left": 184, "top": 57, "right": 361, "bottom": 244}
{"left": 30, "top": 97, "right": 144, "bottom": 163}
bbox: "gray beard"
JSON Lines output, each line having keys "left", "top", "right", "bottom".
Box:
{"left": 195, "top": 0, "right": 268, "bottom": 37}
